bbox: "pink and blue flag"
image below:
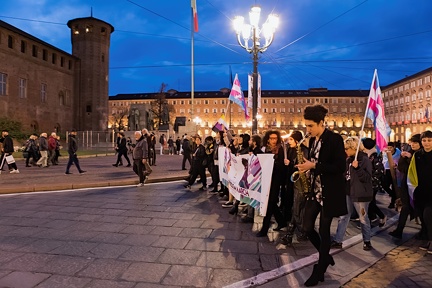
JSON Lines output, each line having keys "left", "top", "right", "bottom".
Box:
{"left": 229, "top": 74, "right": 250, "bottom": 120}
{"left": 366, "top": 69, "right": 389, "bottom": 152}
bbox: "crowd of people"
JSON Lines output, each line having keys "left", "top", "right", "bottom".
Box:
{"left": 163, "top": 104, "right": 431, "bottom": 287}
{"left": 2, "top": 104, "right": 432, "bottom": 286}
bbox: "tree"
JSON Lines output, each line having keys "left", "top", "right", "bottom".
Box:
{"left": 0, "top": 117, "right": 27, "bottom": 139}
{"left": 149, "top": 83, "right": 175, "bottom": 130}
{"left": 109, "top": 108, "right": 129, "bottom": 131}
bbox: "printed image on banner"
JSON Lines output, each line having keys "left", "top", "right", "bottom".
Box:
{"left": 218, "top": 146, "right": 274, "bottom": 216}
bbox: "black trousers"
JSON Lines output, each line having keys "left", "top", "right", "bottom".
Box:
{"left": 188, "top": 161, "right": 206, "bottom": 187}
{"left": 182, "top": 153, "right": 191, "bottom": 169}
{"left": 260, "top": 181, "right": 285, "bottom": 233}
{"left": 368, "top": 188, "right": 385, "bottom": 220}
{"left": 66, "top": 154, "right": 83, "bottom": 173}
{"left": 302, "top": 198, "right": 333, "bottom": 272}
{"left": 382, "top": 170, "right": 396, "bottom": 204}
{"left": 116, "top": 150, "right": 130, "bottom": 165}
{"left": 133, "top": 159, "right": 145, "bottom": 184}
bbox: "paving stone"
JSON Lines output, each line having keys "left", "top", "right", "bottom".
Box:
{"left": 121, "top": 224, "right": 155, "bottom": 234}
{"left": 119, "top": 234, "right": 159, "bottom": 246}
{"left": 16, "top": 239, "right": 65, "bottom": 253}
{"left": 0, "top": 271, "right": 50, "bottom": 288}
{"left": 121, "top": 262, "right": 170, "bottom": 283}
{"left": 184, "top": 238, "right": 223, "bottom": 251}
{"left": 173, "top": 219, "right": 204, "bottom": 228}
{"left": 151, "top": 235, "right": 191, "bottom": 249}
{"left": 119, "top": 246, "right": 165, "bottom": 262}
{"left": 77, "top": 259, "right": 131, "bottom": 280}
{"left": 1, "top": 253, "right": 55, "bottom": 271}
{"left": 222, "top": 239, "right": 258, "bottom": 254}
{"left": 0, "top": 250, "right": 25, "bottom": 264}
{"left": 48, "top": 241, "right": 98, "bottom": 257}
{"left": 150, "top": 226, "right": 183, "bottom": 236}
{"left": 208, "top": 268, "right": 256, "bottom": 288}
{"left": 87, "top": 243, "right": 131, "bottom": 259}
{"left": 162, "top": 265, "right": 212, "bottom": 287}
{"left": 35, "top": 275, "right": 92, "bottom": 288}
{"left": 38, "top": 255, "right": 92, "bottom": 275}
{"left": 85, "top": 279, "right": 136, "bottom": 288}
{"left": 178, "top": 227, "right": 213, "bottom": 238}
{"left": 158, "top": 249, "right": 201, "bottom": 265}
{"left": 196, "top": 251, "right": 237, "bottom": 268}
{"left": 123, "top": 216, "right": 152, "bottom": 225}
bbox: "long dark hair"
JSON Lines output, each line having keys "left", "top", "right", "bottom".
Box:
{"left": 262, "top": 130, "right": 281, "bottom": 147}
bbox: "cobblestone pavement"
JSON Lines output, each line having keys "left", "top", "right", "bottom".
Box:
{"left": 343, "top": 237, "right": 432, "bottom": 288}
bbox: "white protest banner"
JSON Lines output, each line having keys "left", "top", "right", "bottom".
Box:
{"left": 218, "top": 146, "right": 274, "bottom": 216}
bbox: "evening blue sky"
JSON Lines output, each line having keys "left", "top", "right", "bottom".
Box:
{"left": 2, "top": 0, "right": 432, "bottom": 95}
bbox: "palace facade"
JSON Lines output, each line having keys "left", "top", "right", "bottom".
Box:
{"left": 0, "top": 17, "right": 113, "bottom": 134}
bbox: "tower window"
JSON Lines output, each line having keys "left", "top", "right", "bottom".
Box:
{"left": 86, "top": 105, "right": 92, "bottom": 113}
{"left": 43, "top": 49, "right": 48, "bottom": 61}
{"left": 32, "top": 45, "right": 38, "bottom": 57}
{"left": 101, "top": 27, "right": 106, "bottom": 35}
{"left": 52, "top": 53, "right": 57, "bottom": 64}
{"left": 73, "top": 25, "right": 79, "bottom": 35}
{"left": 101, "top": 53, "right": 105, "bottom": 62}
{"left": 68, "top": 60, "right": 72, "bottom": 70}
{"left": 85, "top": 25, "right": 93, "bottom": 33}
{"left": 8, "top": 35, "right": 13, "bottom": 49}
{"left": 60, "top": 57, "right": 64, "bottom": 67}
{"left": 20, "top": 40, "right": 26, "bottom": 53}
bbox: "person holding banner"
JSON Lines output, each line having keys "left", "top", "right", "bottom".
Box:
{"left": 256, "top": 130, "right": 287, "bottom": 237}
{"left": 296, "top": 105, "right": 347, "bottom": 287}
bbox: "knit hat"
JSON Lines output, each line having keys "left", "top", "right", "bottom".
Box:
{"left": 362, "top": 138, "right": 375, "bottom": 150}
{"left": 290, "top": 131, "right": 303, "bottom": 143}
{"left": 409, "top": 134, "right": 421, "bottom": 144}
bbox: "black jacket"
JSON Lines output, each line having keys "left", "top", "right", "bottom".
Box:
{"left": 308, "top": 129, "right": 347, "bottom": 218}
{"left": 346, "top": 151, "right": 373, "bottom": 202}
{"left": 2, "top": 135, "right": 14, "bottom": 153}
{"left": 68, "top": 134, "right": 78, "bottom": 155}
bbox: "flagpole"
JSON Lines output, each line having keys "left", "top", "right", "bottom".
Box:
{"left": 190, "top": 3, "right": 195, "bottom": 122}
{"left": 355, "top": 69, "right": 377, "bottom": 161}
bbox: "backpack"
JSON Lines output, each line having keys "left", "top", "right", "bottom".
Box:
{"left": 369, "top": 152, "right": 385, "bottom": 190}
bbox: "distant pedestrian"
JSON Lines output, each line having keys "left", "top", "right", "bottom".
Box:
{"left": 168, "top": 136, "right": 174, "bottom": 155}
{"left": 65, "top": 129, "right": 86, "bottom": 175}
{"left": 159, "top": 133, "right": 166, "bottom": 155}
{"left": 36, "top": 133, "right": 48, "bottom": 168}
{"left": 132, "top": 131, "right": 149, "bottom": 187}
{"left": 48, "top": 132, "right": 57, "bottom": 166}
{"left": 0, "top": 130, "right": 19, "bottom": 173}
{"left": 181, "top": 135, "right": 192, "bottom": 170}
{"left": 175, "top": 137, "right": 181, "bottom": 155}
{"left": 112, "top": 132, "right": 131, "bottom": 167}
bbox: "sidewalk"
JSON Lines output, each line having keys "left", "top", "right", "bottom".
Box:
{"left": 0, "top": 153, "right": 190, "bottom": 194}
{"left": 1, "top": 154, "right": 431, "bottom": 287}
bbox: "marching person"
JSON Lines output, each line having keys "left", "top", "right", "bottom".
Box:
{"left": 296, "top": 105, "right": 347, "bottom": 287}
{"left": 36, "top": 132, "right": 48, "bottom": 168}
{"left": 113, "top": 132, "right": 131, "bottom": 167}
{"left": 65, "top": 129, "right": 86, "bottom": 175}
{"left": 0, "top": 130, "right": 19, "bottom": 173}
{"left": 132, "top": 130, "right": 149, "bottom": 187}
{"left": 183, "top": 135, "right": 207, "bottom": 191}
{"left": 332, "top": 137, "right": 374, "bottom": 251}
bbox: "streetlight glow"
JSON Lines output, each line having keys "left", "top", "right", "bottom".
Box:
{"left": 233, "top": 6, "right": 278, "bottom": 134}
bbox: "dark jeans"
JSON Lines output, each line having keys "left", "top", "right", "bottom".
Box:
{"left": 303, "top": 198, "right": 333, "bottom": 273}
{"left": 25, "top": 151, "right": 39, "bottom": 166}
{"left": 133, "top": 159, "right": 145, "bottom": 184}
{"left": 116, "top": 150, "right": 130, "bottom": 165}
{"left": 65, "top": 154, "right": 83, "bottom": 173}
{"left": 394, "top": 185, "right": 412, "bottom": 233}
{"left": 182, "top": 153, "right": 191, "bottom": 169}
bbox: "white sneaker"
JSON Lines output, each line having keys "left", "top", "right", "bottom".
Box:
{"left": 136, "top": 183, "right": 144, "bottom": 187}
{"left": 10, "top": 169, "right": 19, "bottom": 174}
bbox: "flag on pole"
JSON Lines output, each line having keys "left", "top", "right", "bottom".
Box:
{"left": 366, "top": 69, "right": 389, "bottom": 152}
{"left": 247, "top": 74, "right": 253, "bottom": 109}
{"left": 425, "top": 106, "right": 430, "bottom": 120}
{"left": 212, "top": 114, "right": 229, "bottom": 132}
{"left": 229, "top": 74, "right": 250, "bottom": 120}
{"left": 191, "top": 0, "right": 199, "bottom": 32}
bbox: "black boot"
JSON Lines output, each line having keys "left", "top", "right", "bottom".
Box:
{"left": 229, "top": 205, "right": 238, "bottom": 215}
{"left": 304, "top": 264, "right": 324, "bottom": 287}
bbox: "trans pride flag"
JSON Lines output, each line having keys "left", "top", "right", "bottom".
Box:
{"left": 366, "top": 69, "right": 389, "bottom": 152}
{"left": 229, "top": 74, "right": 250, "bottom": 120}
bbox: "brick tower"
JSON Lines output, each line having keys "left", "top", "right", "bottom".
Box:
{"left": 67, "top": 16, "right": 114, "bottom": 131}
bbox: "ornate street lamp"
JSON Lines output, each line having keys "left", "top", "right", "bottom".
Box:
{"left": 233, "top": 6, "right": 279, "bottom": 134}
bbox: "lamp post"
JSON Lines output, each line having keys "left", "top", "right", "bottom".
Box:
{"left": 233, "top": 6, "right": 279, "bottom": 135}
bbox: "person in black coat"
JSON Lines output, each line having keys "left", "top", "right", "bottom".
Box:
{"left": 113, "top": 132, "right": 131, "bottom": 167}
{"left": 1, "top": 130, "right": 19, "bottom": 173}
{"left": 184, "top": 135, "right": 207, "bottom": 190}
{"left": 296, "top": 105, "right": 347, "bottom": 287}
